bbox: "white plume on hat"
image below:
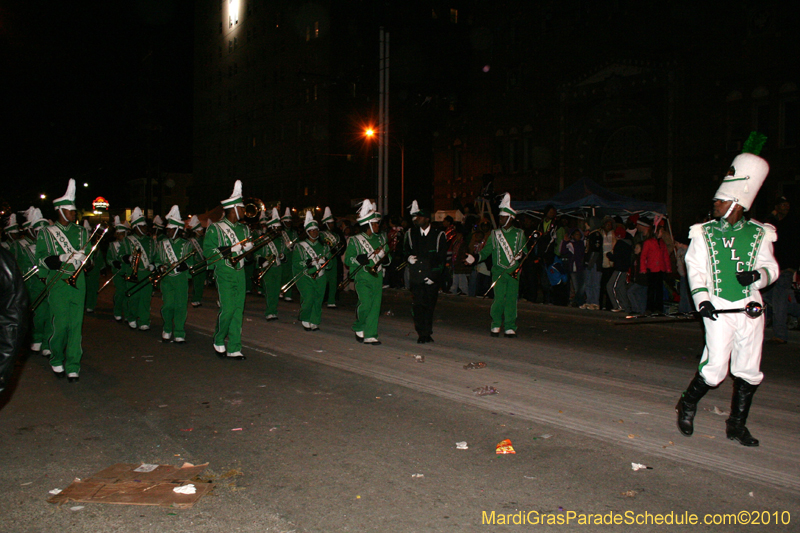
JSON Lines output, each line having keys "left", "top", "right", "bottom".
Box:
{"left": 303, "top": 210, "right": 318, "bottom": 230}
{"left": 714, "top": 153, "right": 769, "bottom": 211}
{"left": 83, "top": 220, "right": 91, "bottom": 230}
{"left": 221, "top": 180, "right": 244, "bottom": 208}
{"left": 409, "top": 200, "right": 420, "bottom": 216}
{"left": 153, "top": 215, "right": 165, "bottom": 228}
{"left": 53, "top": 179, "right": 77, "bottom": 210}
{"left": 130, "top": 206, "right": 146, "bottom": 227}
{"left": 165, "top": 205, "right": 183, "bottom": 228}
{"left": 356, "top": 199, "right": 379, "bottom": 226}
{"left": 26, "top": 207, "right": 46, "bottom": 228}
{"left": 268, "top": 208, "right": 281, "bottom": 227}
{"left": 4, "top": 213, "right": 19, "bottom": 232}
{"left": 321, "top": 206, "right": 333, "bottom": 224}
{"left": 498, "top": 193, "right": 516, "bottom": 218}
{"left": 188, "top": 215, "right": 201, "bottom": 229}
{"left": 281, "top": 207, "right": 292, "bottom": 221}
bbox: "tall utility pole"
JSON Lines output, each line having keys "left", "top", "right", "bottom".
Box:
{"left": 377, "top": 28, "right": 390, "bottom": 215}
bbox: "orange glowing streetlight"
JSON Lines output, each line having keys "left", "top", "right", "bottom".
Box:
{"left": 365, "top": 128, "right": 375, "bottom": 138}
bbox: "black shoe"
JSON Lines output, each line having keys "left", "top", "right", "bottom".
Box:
{"left": 52, "top": 369, "right": 65, "bottom": 379}
{"left": 675, "top": 373, "right": 711, "bottom": 437}
{"left": 355, "top": 333, "right": 364, "bottom": 343}
{"left": 490, "top": 332, "right": 500, "bottom": 338}
{"left": 427, "top": 336, "right": 433, "bottom": 343}
{"left": 67, "top": 375, "right": 79, "bottom": 383}
{"left": 505, "top": 332, "right": 516, "bottom": 339}
{"left": 417, "top": 336, "right": 426, "bottom": 344}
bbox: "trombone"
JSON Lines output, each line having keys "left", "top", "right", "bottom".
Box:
{"left": 279, "top": 243, "right": 342, "bottom": 296}
{"left": 229, "top": 228, "right": 283, "bottom": 266}
{"left": 481, "top": 230, "right": 542, "bottom": 298}
{"left": 23, "top": 265, "right": 41, "bottom": 283}
{"left": 337, "top": 243, "right": 387, "bottom": 291}
{"left": 252, "top": 254, "right": 277, "bottom": 286}
{"left": 65, "top": 225, "right": 109, "bottom": 288}
{"left": 30, "top": 224, "right": 106, "bottom": 311}
{"left": 126, "top": 249, "right": 197, "bottom": 297}
{"left": 124, "top": 249, "right": 143, "bottom": 282}
{"left": 189, "top": 236, "right": 250, "bottom": 274}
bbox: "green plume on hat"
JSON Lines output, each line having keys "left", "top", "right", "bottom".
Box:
{"left": 742, "top": 131, "right": 767, "bottom": 156}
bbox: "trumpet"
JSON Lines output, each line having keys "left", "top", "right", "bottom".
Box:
{"left": 252, "top": 254, "right": 277, "bottom": 286}
{"left": 229, "top": 228, "right": 283, "bottom": 266}
{"left": 66, "top": 226, "right": 109, "bottom": 288}
{"left": 124, "top": 249, "right": 143, "bottom": 282}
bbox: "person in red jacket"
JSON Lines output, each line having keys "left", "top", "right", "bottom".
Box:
{"left": 640, "top": 224, "right": 672, "bottom": 314}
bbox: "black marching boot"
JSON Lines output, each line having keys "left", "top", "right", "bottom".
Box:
{"left": 726, "top": 377, "right": 759, "bottom": 447}
{"left": 675, "top": 373, "right": 710, "bottom": 437}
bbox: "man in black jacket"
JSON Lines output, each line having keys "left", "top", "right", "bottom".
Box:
{"left": 606, "top": 226, "right": 633, "bottom": 313}
{"left": 404, "top": 200, "right": 448, "bottom": 343}
{"left": 0, "top": 245, "right": 29, "bottom": 396}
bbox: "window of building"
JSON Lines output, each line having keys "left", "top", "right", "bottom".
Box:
{"left": 314, "top": 21, "right": 319, "bottom": 38}
{"left": 450, "top": 9, "right": 458, "bottom": 24}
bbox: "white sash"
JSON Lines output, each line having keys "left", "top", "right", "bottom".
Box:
{"left": 47, "top": 225, "right": 77, "bottom": 255}
{"left": 218, "top": 221, "right": 241, "bottom": 269}
{"left": 189, "top": 238, "right": 204, "bottom": 258}
{"left": 266, "top": 240, "right": 280, "bottom": 265}
{"left": 127, "top": 235, "right": 151, "bottom": 269}
{"left": 163, "top": 239, "right": 179, "bottom": 265}
{"left": 356, "top": 234, "right": 382, "bottom": 273}
{"left": 494, "top": 229, "right": 515, "bottom": 265}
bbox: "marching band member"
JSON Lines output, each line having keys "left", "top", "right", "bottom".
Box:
{"left": 676, "top": 140, "right": 779, "bottom": 447}
{"left": 34, "top": 179, "right": 90, "bottom": 382}
{"left": 156, "top": 205, "right": 192, "bottom": 343}
{"left": 187, "top": 215, "right": 206, "bottom": 307}
{"left": 121, "top": 207, "right": 156, "bottom": 330}
{"left": 320, "top": 207, "right": 341, "bottom": 308}
{"left": 152, "top": 215, "right": 166, "bottom": 243}
{"left": 203, "top": 181, "right": 252, "bottom": 360}
{"left": 403, "top": 200, "right": 448, "bottom": 344}
{"left": 15, "top": 208, "right": 51, "bottom": 354}
{"left": 106, "top": 216, "right": 131, "bottom": 321}
{"left": 279, "top": 207, "right": 298, "bottom": 301}
{"left": 254, "top": 208, "right": 285, "bottom": 321}
{"left": 293, "top": 211, "right": 330, "bottom": 331}
{"left": 465, "top": 193, "right": 528, "bottom": 338}
{"left": 345, "top": 200, "right": 389, "bottom": 345}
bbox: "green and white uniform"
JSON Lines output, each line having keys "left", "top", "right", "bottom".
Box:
{"left": 203, "top": 218, "right": 250, "bottom": 352}
{"left": 344, "top": 232, "right": 389, "bottom": 339}
{"left": 121, "top": 234, "right": 157, "bottom": 327}
{"left": 293, "top": 239, "right": 330, "bottom": 327}
{"left": 188, "top": 234, "right": 206, "bottom": 304}
{"left": 106, "top": 239, "right": 129, "bottom": 320}
{"left": 13, "top": 235, "right": 51, "bottom": 351}
{"left": 320, "top": 229, "right": 341, "bottom": 306}
{"left": 83, "top": 244, "right": 105, "bottom": 311}
{"left": 156, "top": 237, "right": 193, "bottom": 339}
{"left": 280, "top": 226, "right": 298, "bottom": 299}
{"left": 686, "top": 218, "right": 779, "bottom": 386}
{"left": 35, "top": 222, "right": 89, "bottom": 373}
{"left": 477, "top": 227, "right": 529, "bottom": 332}
{"left": 254, "top": 234, "right": 285, "bottom": 318}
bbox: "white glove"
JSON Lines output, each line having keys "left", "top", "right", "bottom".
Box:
{"left": 465, "top": 254, "right": 475, "bottom": 265}
{"left": 424, "top": 277, "right": 435, "bottom": 285}
{"left": 58, "top": 253, "right": 72, "bottom": 262}
{"left": 148, "top": 264, "right": 156, "bottom": 272}
{"left": 375, "top": 249, "right": 386, "bottom": 261}
{"left": 243, "top": 242, "right": 254, "bottom": 252}
{"left": 69, "top": 251, "right": 87, "bottom": 268}
{"left": 513, "top": 252, "right": 524, "bottom": 262}
{"left": 408, "top": 255, "right": 418, "bottom": 265}
{"left": 231, "top": 244, "right": 243, "bottom": 254}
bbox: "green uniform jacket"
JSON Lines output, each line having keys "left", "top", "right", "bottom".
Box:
{"left": 203, "top": 219, "right": 251, "bottom": 272}
{"left": 344, "top": 232, "right": 390, "bottom": 280}
{"left": 478, "top": 227, "right": 529, "bottom": 273}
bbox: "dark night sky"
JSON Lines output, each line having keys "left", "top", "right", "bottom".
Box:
{"left": 0, "top": 0, "right": 193, "bottom": 205}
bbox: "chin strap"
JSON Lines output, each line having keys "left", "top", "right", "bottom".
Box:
{"left": 723, "top": 201, "right": 738, "bottom": 221}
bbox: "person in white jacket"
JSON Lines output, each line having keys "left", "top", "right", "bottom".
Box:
{"left": 676, "top": 146, "right": 779, "bottom": 447}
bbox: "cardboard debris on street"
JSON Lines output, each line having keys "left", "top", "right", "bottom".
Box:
{"left": 47, "top": 462, "right": 213, "bottom": 509}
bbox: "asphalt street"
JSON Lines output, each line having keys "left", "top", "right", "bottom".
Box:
{"left": 1, "top": 283, "right": 798, "bottom": 532}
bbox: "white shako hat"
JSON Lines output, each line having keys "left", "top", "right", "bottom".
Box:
{"left": 221, "top": 180, "right": 244, "bottom": 209}
{"left": 188, "top": 215, "right": 202, "bottom": 231}
{"left": 130, "top": 206, "right": 147, "bottom": 227}
{"left": 356, "top": 199, "right": 379, "bottom": 226}
{"left": 714, "top": 153, "right": 769, "bottom": 211}
{"left": 20, "top": 207, "right": 33, "bottom": 230}
{"left": 303, "top": 210, "right": 319, "bottom": 231}
{"left": 498, "top": 193, "right": 516, "bottom": 218}
{"left": 114, "top": 215, "right": 129, "bottom": 232}
{"left": 258, "top": 208, "right": 268, "bottom": 226}
{"left": 409, "top": 199, "right": 421, "bottom": 217}
{"left": 153, "top": 215, "right": 165, "bottom": 230}
{"left": 166, "top": 205, "right": 183, "bottom": 228}
{"left": 268, "top": 208, "right": 281, "bottom": 228}
{"left": 281, "top": 207, "right": 293, "bottom": 222}
{"left": 53, "top": 179, "right": 77, "bottom": 211}
{"left": 321, "top": 206, "right": 334, "bottom": 225}
{"left": 26, "top": 207, "right": 48, "bottom": 230}
{"left": 83, "top": 219, "right": 91, "bottom": 231}
{"left": 4, "top": 213, "right": 19, "bottom": 233}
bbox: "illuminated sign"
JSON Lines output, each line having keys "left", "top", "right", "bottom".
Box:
{"left": 92, "top": 197, "right": 110, "bottom": 210}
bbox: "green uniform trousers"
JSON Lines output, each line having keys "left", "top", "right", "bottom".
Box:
{"left": 214, "top": 269, "right": 246, "bottom": 352}
{"left": 352, "top": 273, "right": 383, "bottom": 338}
{"left": 281, "top": 261, "right": 296, "bottom": 299}
{"left": 126, "top": 271, "right": 153, "bottom": 326}
{"left": 191, "top": 270, "right": 205, "bottom": 303}
{"left": 47, "top": 274, "right": 86, "bottom": 373}
{"left": 490, "top": 272, "right": 519, "bottom": 331}
{"left": 324, "top": 260, "right": 338, "bottom": 305}
{"left": 260, "top": 266, "right": 282, "bottom": 316}
{"left": 112, "top": 269, "right": 129, "bottom": 319}
{"left": 245, "top": 261, "right": 255, "bottom": 293}
{"left": 84, "top": 264, "right": 101, "bottom": 310}
{"left": 297, "top": 274, "right": 326, "bottom": 325}
{"left": 160, "top": 273, "right": 189, "bottom": 337}
{"left": 26, "top": 277, "right": 51, "bottom": 349}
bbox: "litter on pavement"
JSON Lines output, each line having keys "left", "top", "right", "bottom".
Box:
{"left": 496, "top": 439, "right": 516, "bottom": 454}
{"left": 47, "top": 462, "right": 213, "bottom": 509}
{"left": 173, "top": 484, "right": 196, "bottom": 495}
{"left": 463, "top": 362, "right": 487, "bottom": 370}
{"left": 631, "top": 462, "right": 653, "bottom": 471}
{"left": 411, "top": 473, "right": 424, "bottom": 478}
{"left": 473, "top": 385, "right": 498, "bottom": 396}
{"left": 455, "top": 441, "right": 468, "bottom": 450}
